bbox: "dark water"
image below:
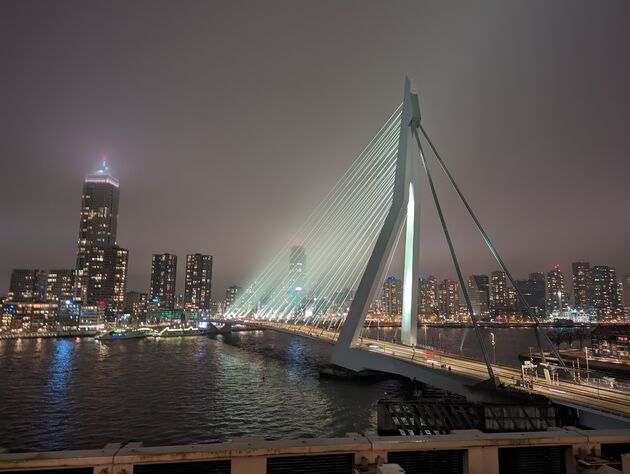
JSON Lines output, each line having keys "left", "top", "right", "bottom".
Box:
{"left": 0, "top": 331, "right": 407, "bottom": 452}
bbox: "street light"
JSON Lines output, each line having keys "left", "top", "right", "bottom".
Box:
{"left": 490, "top": 332, "right": 496, "bottom": 364}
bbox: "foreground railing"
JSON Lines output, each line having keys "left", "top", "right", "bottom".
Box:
{"left": 1, "top": 427, "right": 629, "bottom": 474}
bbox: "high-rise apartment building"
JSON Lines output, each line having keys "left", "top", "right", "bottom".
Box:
{"left": 546, "top": 265, "right": 567, "bottom": 316}
{"left": 418, "top": 276, "right": 438, "bottom": 318}
{"left": 184, "top": 254, "right": 213, "bottom": 310}
{"left": 591, "top": 265, "right": 619, "bottom": 320}
{"left": 514, "top": 278, "right": 546, "bottom": 319}
{"left": 572, "top": 262, "right": 591, "bottom": 311}
{"left": 45, "top": 270, "right": 75, "bottom": 302}
{"left": 383, "top": 276, "right": 402, "bottom": 317}
{"left": 225, "top": 286, "right": 242, "bottom": 309}
{"left": 75, "top": 160, "right": 120, "bottom": 303}
{"left": 86, "top": 245, "right": 128, "bottom": 317}
{"left": 288, "top": 245, "right": 306, "bottom": 312}
{"left": 150, "top": 253, "right": 177, "bottom": 309}
{"left": 8, "top": 269, "right": 39, "bottom": 301}
{"left": 623, "top": 275, "right": 630, "bottom": 308}
{"left": 468, "top": 275, "right": 489, "bottom": 319}
{"left": 490, "top": 271, "right": 508, "bottom": 317}
{"left": 438, "top": 279, "right": 459, "bottom": 319}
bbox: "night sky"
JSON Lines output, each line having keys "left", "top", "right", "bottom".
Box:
{"left": 2, "top": 0, "right": 629, "bottom": 298}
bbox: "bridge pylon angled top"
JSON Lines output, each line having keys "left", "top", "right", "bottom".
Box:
{"left": 333, "top": 77, "right": 422, "bottom": 358}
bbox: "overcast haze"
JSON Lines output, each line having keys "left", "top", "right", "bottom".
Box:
{"left": 2, "top": 0, "right": 629, "bottom": 299}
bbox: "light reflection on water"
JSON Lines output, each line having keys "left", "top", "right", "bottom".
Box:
{"left": 0, "top": 331, "right": 407, "bottom": 452}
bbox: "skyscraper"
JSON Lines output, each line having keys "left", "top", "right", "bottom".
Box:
{"left": 75, "top": 159, "right": 120, "bottom": 303}
{"left": 572, "top": 262, "right": 591, "bottom": 311}
{"left": 418, "top": 276, "right": 438, "bottom": 319}
{"left": 383, "top": 276, "right": 402, "bottom": 317}
{"left": 546, "top": 265, "right": 566, "bottom": 316}
{"left": 150, "top": 253, "right": 177, "bottom": 309}
{"left": 184, "top": 254, "right": 213, "bottom": 310}
{"left": 438, "top": 279, "right": 459, "bottom": 319}
{"left": 591, "top": 265, "right": 619, "bottom": 320}
{"left": 623, "top": 275, "right": 630, "bottom": 309}
{"left": 468, "top": 275, "right": 489, "bottom": 319}
{"left": 490, "top": 271, "right": 508, "bottom": 318}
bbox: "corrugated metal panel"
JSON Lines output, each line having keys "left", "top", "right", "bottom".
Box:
{"left": 267, "top": 453, "right": 354, "bottom": 474}
{"left": 387, "top": 450, "right": 464, "bottom": 474}
{"left": 498, "top": 446, "right": 566, "bottom": 474}
{"left": 134, "top": 459, "right": 231, "bottom": 474}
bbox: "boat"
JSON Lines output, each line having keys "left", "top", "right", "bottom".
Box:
{"left": 157, "top": 327, "right": 207, "bottom": 337}
{"left": 95, "top": 328, "right": 157, "bottom": 341}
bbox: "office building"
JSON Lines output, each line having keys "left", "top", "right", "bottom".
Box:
{"left": 150, "top": 253, "right": 177, "bottom": 309}
{"left": 184, "top": 254, "right": 213, "bottom": 310}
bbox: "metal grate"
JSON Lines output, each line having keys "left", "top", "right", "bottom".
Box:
{"left": 267, "top": 453, "right": 354, "bottom": 474}
{"left": 134, "top": 459, "right": 231, "bottom": 474}
{"left": 498, "top": 446, "right": 566, "bottom": 474}
{"left": 387, "top": 450, "right": 464, "bottom": 474}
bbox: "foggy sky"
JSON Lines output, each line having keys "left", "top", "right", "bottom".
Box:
{"left": 2, "top": 0, "right": 629, "bottom": 299}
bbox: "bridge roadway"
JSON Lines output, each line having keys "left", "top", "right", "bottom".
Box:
{"left": 246, "top": 320, "right": 630, "bottom": 422}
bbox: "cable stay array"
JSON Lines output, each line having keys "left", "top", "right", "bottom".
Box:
{"left": 226, "top": 84, "right": 567, "bottom": 381}
{"left": 225, "top": 105, "right": 403, "bottom": 322}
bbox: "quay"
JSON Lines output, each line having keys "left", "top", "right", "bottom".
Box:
{"left": 1, "top": 428, "right": 629, "bottom": 474}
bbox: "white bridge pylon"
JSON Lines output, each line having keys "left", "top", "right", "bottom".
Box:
{"left": 334, "top": 77, "right": 422, "bottom": 357}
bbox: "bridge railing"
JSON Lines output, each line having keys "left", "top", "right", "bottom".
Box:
{"left": 1, "top": 428, "right": 629, "bottom": 474}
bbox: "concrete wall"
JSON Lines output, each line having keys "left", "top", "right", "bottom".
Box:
{"left": 0, "top": 428, "right": 628, "bottom": 474}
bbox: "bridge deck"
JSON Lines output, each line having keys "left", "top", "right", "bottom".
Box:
{"left": 249, "top": 321, "right": 630, "bottom": 422}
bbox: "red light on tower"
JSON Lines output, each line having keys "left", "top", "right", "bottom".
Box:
{"left": 99, "top": 300, "right": 105, "bottom": 306}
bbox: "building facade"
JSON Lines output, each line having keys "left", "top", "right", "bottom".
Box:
{"left": 489, "top": 271, "right": 508, "bottom": 318}
{"left": 418, "top": 276, "right": 438, "bottom": 319}
{"left": 184, "top": 254, "right": 213, "bottom": 310}
{"left": 46, "top": 269, "right": 75, "bottom": 302}
{"left": 150, "top": 253, "right": 177, "bottom": 309}
{"left": 546, "top": 265, "right": 567, "bottom": 316}
{"left": 591, "top": 265, "right": 620, "bottom": 320}
{"left": 572, "top": 262, "right": 591, "bottom": 311}
{"left": 468, "top": 275, "right": 489, "bottom": 320}
{"left": 438, "top": 279, "right": 459, "bottom": 320}
{"left": 383, "top": 276, "right": 402, "bottom": 317}
{"left": 225, "top": 286, "right": 242, "bottom": 310}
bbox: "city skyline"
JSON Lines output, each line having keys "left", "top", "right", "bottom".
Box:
{"left": 3, "top": 1, "right": 629, "bottom": 299}
{"left": 1, "top": 157, "right": 628, "bottom": 305}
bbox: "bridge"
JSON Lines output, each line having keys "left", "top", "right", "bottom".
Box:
{"left": 224, "top": 78, "right": 630, "bottom": 429}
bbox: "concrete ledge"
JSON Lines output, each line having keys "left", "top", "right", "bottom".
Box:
{"left": 1, "top": 428, "right": 629, "bottom": 473}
